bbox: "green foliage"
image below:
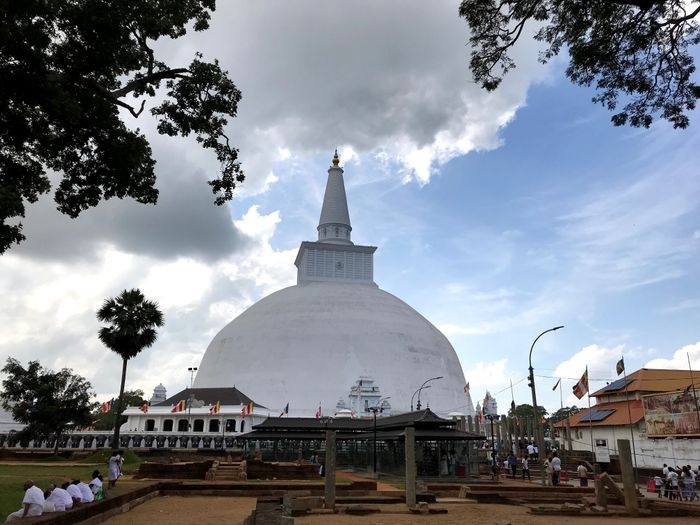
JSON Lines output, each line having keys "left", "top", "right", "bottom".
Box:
{"left": 91, "top": 389, "right": 147, "bottom": 431}
{"left": 549, "top": 405, "right": 580, "bottom": 423}
{"left": 508, "top": 403, "right": 548, "bottom": 419}
{"left": 459, "top": 0, "right": 700, "bottom": 128}
{"left": 0, "top": 359, "right": 97, "bottom": 452}
{"left": 0, "top": 0, "right": 244, "bottom": 253}
{"left": 97, "top": 288, "right": 163, "bottom": 447}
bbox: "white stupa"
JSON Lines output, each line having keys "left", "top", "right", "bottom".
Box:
{"left": 194, "top": 151, "right": 470, "bottom": 416}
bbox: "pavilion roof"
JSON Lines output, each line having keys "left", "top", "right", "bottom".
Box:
{"left": 155, "top": 387, "right": 266, "bottom": 409}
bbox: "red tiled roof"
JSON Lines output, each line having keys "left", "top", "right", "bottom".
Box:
{"left": 591, "top": 368, "right": 698, "bottom": 397}
{"left": 554, "top": 399, "right": 644, "bottom": 428}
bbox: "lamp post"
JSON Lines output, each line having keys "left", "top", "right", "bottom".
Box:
{"left": 486, "top": 414, "right": 497, "bottom": 469}
{"left": 187, "top": 367, "right": 198, "bottom": 388}
{"left": 528, "top": 325, "right": 564, "bottom": 485}
{"left": 368, "top": 397, "right": 390, "bottom": 478}
{"left": 410, "top": 385, "right": 431, "bottom": 411}
{"left": 414, "top": 376, "right": 444, "bottom": 411}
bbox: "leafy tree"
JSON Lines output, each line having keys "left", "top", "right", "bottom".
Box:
{"left": 550, "top": 405, "right": 580, "bottom": 423}
{"left": 1, "top": 0, "right": 244, "bottom": 253}
{"left": 0, "top": 358, "right": 97, "bottom": 454}
{"left": 508, "top": 403, "right": 548, "bottom": 419}
{"left": 92, "top": 389, "right": 147, "bottom": 431}
{"left": 459, "top": 1, "right": 700, "bottom": 128}
{"left": 97, "top": 289, "right": 164, "bottom": 448}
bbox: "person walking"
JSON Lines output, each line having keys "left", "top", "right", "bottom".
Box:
{"left": 551, "top": 452, "right": 562, "bottom": 486}
{"left": 521, "top": 454, "right": 531, "bottom": 481}
{"left": 577, "top": 462, "right": 588, "bottom": 487}
{"left": 107, "top": 451, "right": 121, "bottom": 489}
{"left": 543, "top": 457, "right": 553, "bottom": 486}
{"left": 507, "top": 452, "right": 517, "bottom": 479}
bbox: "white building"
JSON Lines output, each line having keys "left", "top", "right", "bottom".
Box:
{"left": 555, "top": 368, "right": 700, "bottom": 468}
{"left": 193, "top": 151, "right": 473, "bottom": 417}
{"left": 122, "top": 386, "right": 265, "bottom": 440}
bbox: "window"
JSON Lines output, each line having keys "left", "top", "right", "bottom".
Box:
{"left": 163, "top": 419, "right": 173, "bottom": 432}
{"left": 145, "top": 419, "right": 155, "bottom": 431}
{"left": 225, "top": 419, "right": 236, "bottom": 432}
{"left": 193, "top": 419, "right": 204, "bottom": 432}
{"left": 209, "top": 420, "right": 220, "bottom": 432}
{"left": 177, "top": 419, "right": 188, "bottom": 432}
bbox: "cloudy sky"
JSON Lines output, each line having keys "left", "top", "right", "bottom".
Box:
{"left": 2, "top": 1, "right": 699, "bottom": 416}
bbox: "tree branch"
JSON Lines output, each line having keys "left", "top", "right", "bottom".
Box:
{"left": 110, "top": 68, "right": 189, "bottom": 99}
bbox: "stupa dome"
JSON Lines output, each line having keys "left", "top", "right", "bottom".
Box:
{"left": 194, "top": 281, "right": 467, "bottom": 415}
{"left": 194, "top": 153, "right": 470, "bottom": 416}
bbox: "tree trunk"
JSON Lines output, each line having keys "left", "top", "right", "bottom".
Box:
{"left": 111, "top": 357, "right": 129, "bottom": 449}
{"left": 54, "top": 429, "right": 61, "bottom": 455}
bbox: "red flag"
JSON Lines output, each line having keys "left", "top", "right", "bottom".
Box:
{"left": 572, "top": 368, "right": 589, "bottom": 399}
{"left": 209, "top": 401, "right": 220, "bottom": 415}
{"left": 171, "top": 400, "right": 185, "bottom": 413}
{"left": 315, "top": 404, "right": 322, "bottom": 419}
{"left": 140, "top": 402, "right": 149, "bottom": 414}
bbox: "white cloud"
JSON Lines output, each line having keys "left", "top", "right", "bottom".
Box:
{"left": 645, "top": 342, "right": 700, "bottom": 370}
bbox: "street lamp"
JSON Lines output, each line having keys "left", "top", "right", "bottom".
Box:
{"left": 527, "top": 326, "right": 564, "bottom": 485}
{"left": 414, "top": 376, "right": 444, "bottom": 411}
{"left": 368, "top": 397, "right": 390, "bottom": 478}
{"left": 187, "top": 367, "right": 198, "bottom": 388}
{"left": 410, "top": 385, "right": 431, "bottom": 412}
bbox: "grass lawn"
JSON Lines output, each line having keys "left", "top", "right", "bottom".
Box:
{"left": 0, "top": 450, "right": 142, "bottom": 519}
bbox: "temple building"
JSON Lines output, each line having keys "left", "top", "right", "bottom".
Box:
{"left": 192, "top": 151, "right": 474, "bottom": 418}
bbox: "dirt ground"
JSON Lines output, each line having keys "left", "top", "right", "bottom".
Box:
{"left": 101, "top": 496, "right": 692, "bottom": 525}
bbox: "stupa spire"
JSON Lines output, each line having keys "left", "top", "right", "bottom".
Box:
{"left": 317, "top": 150, "right": 352, "bottom": 244}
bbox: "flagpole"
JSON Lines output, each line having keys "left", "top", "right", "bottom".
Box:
{"left": 621, "top": 356, "right": 638, "bottom": 479}
{"left": 559, "top": 379, "right": 563, "bottom": 410}
{"left": 688, "top": 352, "right": 700, "bottom": 429}
{"left": 587, "top": 366, "right": 594, "bottom": 458}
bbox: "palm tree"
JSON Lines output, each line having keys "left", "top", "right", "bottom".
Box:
{"left": 97, "top": 289, "right": 164, "bottom": 448}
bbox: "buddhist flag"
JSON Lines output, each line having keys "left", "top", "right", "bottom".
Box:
{"left": 552, "top": 378, "right": 561, "bottom": 391}
{"left": 315, "top": 404, "right": 322, "bottom": 419}
{"left": 616, "top": 357, "right": 625, "bottom": 376}
{"left": 209, "top": 401, "right": 220, "bottom": 415}
{"left": 100, "top": 399, "right": 113, "bottom": 413}
{"left": 241, "top": 402, "right": 253, "bottom": 417}
{"left": 140, "top": 402, "right": 149, "bottom": 414}
{"left": 171, "top": 400, "right": 185, "bottom": 413}
{"left": 572, "top": 367, "right": 589, "bottom": 399}
{"left": 279, "top": 403, "right": 289, "bottom": 417}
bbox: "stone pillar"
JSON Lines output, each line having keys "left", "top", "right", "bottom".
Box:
{"left": 324, "top": 429, "right": 336, "bottom": 509}
{"left": 405, "top": 426, "right": 416, "bottom": 507}
{"left": 467, "top": 415, "right": 474, "bottom": 433}
{"left": 616, "top": 439, "right": 638, "bottom": 516}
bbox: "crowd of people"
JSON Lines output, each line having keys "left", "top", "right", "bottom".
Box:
{"left": 653, "top": 463, "right": 698, "bottom": 502}
{"left": 4, "top": 450, "right": 124, "bottom": 522}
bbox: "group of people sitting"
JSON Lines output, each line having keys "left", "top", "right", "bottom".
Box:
{"left": 654, "top": 463, "right": 699, "bottom": 502}
{"left": 4, "top": 470, "right": 106, "bottom": 522}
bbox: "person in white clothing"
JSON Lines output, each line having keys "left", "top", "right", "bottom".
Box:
{"left": 526, "top": 443, "right": 535, "bottom": 460}
{"left": 44, "top": 485, "right": 69, "bottom": 512}
{"left": 551, "top": 452, "right": 562, "bottom": 485}
{"left": 5, "top": 480, "right": 45, "bottom": 521}
{"left": 73, "top": 481, "right": 94, "bottom": 503}
{"left": 64, "top": 482, "right": 82, "bottom": 506}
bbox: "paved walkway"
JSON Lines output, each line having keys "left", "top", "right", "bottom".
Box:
{"left": 335, "top": 470, "right": 399, "bottom": 491}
